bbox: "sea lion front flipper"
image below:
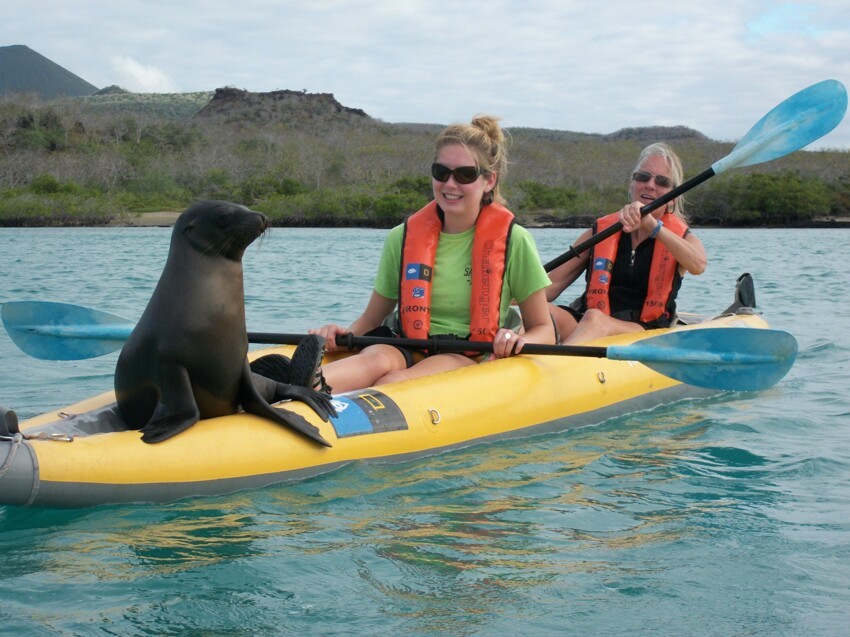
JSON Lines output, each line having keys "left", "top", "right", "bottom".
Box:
{"left": 140, "top": 365, "right": 201, "bottom": 444}
{"left": 241, "top": 363, "right": 332, "bottom": 447}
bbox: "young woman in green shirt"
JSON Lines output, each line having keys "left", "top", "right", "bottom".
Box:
{"left": 309, "top": 115, "right": 554, "bottom": 394}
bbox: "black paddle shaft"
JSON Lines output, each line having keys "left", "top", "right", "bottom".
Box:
{"left": 246, "top": 331, "right": 608, "bottom": 358}
{"left": 543, "top": 167, "right": 716, "bottom": 272}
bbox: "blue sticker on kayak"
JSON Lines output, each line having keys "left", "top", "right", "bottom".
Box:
{"left": 329, "top": 390, "right": 408, "bottom": 438}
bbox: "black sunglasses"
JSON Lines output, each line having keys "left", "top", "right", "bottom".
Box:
{"left": 431, "top": 162, "right": 483, "bottom": 185}
{"left": 632, "top": 171, "right": 674, "bottom": 189}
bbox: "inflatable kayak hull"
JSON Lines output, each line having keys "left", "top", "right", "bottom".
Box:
{"left": 1, "top": 311, "right": 770, "bottom": 508}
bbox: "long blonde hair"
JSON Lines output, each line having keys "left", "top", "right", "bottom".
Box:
{"left": 435, "top": 115, "right": 509, "bottom": 206}
{"left": 630, "top": 142, "right": 686, "bottom": 220}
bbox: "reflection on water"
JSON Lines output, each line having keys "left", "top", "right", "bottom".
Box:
{"left": 0, "top": 504, "right": 262, "bottom": 580}
{"left": 0, "top": 387, "right": 792, "bottom": 636}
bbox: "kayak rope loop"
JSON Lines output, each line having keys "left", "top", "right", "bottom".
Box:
{"left": 0, "top": 433, "right": 23, "bottom": 479}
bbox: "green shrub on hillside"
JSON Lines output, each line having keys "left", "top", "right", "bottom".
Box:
{"left": 372, "top": 191, "right": 429, "bottom": 223}
{"left": 0, "top": 92, "right": 847, "bottom": 226}
{"left": 516, "top": 180, "right": 579, "bottom": 209}
{"left": 691, "top": 172, "right": 833, "bottom": 225}
{"left": 391, "top": 175, "right": 432, "bottom": 197}
{"left": 125, "top": 167, "right": 185, "bottom": 196}
{"left": 240, "top": 176, "right": 307, "bottom": 204}
{"left": 252, "top": 183, "right": 429, "bottom": 226}
{"left": 140, "top": 122, "right": 201, "bottom": 150}
{"left": 0, "top": 189, "right": 115, "bottom": 224}
{"left": 29, "top": 173, "right": 73, "bottom": 194}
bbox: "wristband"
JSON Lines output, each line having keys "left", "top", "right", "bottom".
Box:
{"left": 650, "top": 219, "right": 663, "bottom": 239}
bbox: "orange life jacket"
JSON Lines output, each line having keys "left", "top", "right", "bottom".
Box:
{"left": 399, "top": 201, "right": 514, "bottom": 340}
{"left": 585, "top": 212, "right": 688, "bottom": 322}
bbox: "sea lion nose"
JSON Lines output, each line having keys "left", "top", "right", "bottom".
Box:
{"left": 253, "top": 211, "right": 270, "bottom": 231}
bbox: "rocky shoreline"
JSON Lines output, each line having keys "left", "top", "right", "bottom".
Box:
{"left": 0, "top": 211, "right": 842, "bottom": 229}
{"left": 103, "top": 212, "right": 850, "bottom": 229}
{"left": 107, "top": 212, "right": 182, "bottom": 227}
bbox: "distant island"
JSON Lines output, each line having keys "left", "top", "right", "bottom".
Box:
{"left": 1, "top": 44, "right": 847, "bottom": 228}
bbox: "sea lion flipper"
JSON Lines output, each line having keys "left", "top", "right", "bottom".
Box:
{"left": 242, "top": 364, "right": 333, "bottom": 447}
{"left": 276, "top": 385, "right": 338, "bottom": 421}
{"left": 140, "top": 365, "right": 201, "bottom": 444}
{"left": 248, "top": 399, "right": 333, "bottom": 448}
{"left": 251, "top": 372, "right": 337, "bottom": 422}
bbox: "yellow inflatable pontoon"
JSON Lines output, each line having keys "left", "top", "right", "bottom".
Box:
{"left": 0, "top": 295, "right": 795, "bottom": 508}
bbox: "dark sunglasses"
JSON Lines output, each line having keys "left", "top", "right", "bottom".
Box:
{"left": 632, "top": 171, "right": 674, "bottom": 189}
{"left": 431, "top": 162, "right": 483, "bottom": 185}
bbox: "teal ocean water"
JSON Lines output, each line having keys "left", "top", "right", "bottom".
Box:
{"left": 1, "top": 226, "right": 849, "bottom": 636}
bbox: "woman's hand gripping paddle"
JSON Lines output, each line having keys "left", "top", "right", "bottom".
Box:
{"left": 544, "top": 79, "right": 847, "bottom": 272}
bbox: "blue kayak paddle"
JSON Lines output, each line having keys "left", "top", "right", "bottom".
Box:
{"left": 2, "top": 301, "right": 797, "bottom": 391}
{"left": 544, "top": 78, "right": 848, "bottom": 272}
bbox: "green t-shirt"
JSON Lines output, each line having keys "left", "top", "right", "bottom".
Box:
{"left": 373, "top": 222, "right": 551, "bottom": 336}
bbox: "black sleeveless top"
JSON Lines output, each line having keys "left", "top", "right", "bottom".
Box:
{"left": 575, "top": 233, "right": 684, "bottom": 328}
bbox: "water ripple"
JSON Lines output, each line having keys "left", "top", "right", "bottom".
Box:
{"left": 2, "top": 228, "right": 850, "bottom": 636}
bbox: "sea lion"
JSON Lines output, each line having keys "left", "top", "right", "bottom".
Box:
{"left": 114, "top": 200, "right": 334, "bottom": 446}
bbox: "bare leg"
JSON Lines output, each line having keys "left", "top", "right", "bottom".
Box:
{"left": 377, "top": 353, "right": 476, "bottom": 385}
{"left": 561, "top": 309, "right": 644, "bottom": 345}
{"left": 320, "top": 344, "right": 408, "bottom": 394}
{"left": 549, "top": 304, "right": 579, "bottom": 344}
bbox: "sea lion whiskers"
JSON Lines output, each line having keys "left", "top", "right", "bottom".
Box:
{"left": 254, "top": 226, "right": 271, "bottom": 249}
{"left": 200, "top": 220, "right": 268, "bottom": 259}
{"left": 178, "top": 201, "right": 269, "bottom": 261}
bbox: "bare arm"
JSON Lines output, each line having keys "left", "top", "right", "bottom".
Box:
{"left": 663, "top": 230, "right": 707, "bottom": 276}
{"left": 311, "top": 291, "right": 397, "bottom": 352}
{"left": 492, "top": 288, "right": 555, "bottom": 359}
{"left": 624, "top": 206, "right": 707, "bottom": 276}
{"left": 545, "top": 228, "right": 593, "bottom": 302}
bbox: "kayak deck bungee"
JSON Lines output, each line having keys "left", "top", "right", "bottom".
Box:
{"left": 0, "top": 308, "right": 778, "bottom": 508}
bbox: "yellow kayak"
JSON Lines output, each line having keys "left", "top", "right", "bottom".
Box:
{"left": 0, "top": 307, "right": 787, "bottom": 508}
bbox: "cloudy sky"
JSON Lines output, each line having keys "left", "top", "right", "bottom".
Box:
{"left": 7, "top": 1, "right": 850, "bottom": 149}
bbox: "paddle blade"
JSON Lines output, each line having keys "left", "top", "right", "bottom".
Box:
{"left": 1, "top": 301, "right": 134, "bottom": 360}
{"left": 607, "top": 327, "right": 798, "bottom": 391}
{"left": 712, "top": 79, "right": 847, "bottom": 174}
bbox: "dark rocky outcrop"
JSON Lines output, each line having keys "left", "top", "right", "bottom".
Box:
{"left": 194, "top": 87, "right": 371, "bottom": 125}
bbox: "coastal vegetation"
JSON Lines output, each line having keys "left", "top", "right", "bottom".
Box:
{"left": 0, "top": 89, "right": 847, "bottom": 227}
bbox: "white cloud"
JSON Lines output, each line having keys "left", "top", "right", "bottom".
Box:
{"left": 110, "top": 56, "right": 179, "bottom": 93}
{"left": 7, "top": 0, "right": 850, "bottom": 147}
